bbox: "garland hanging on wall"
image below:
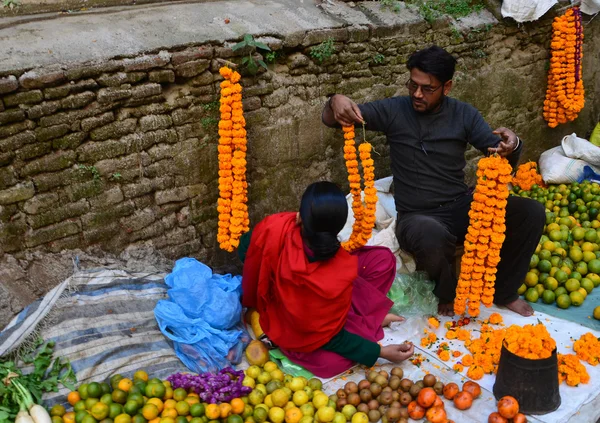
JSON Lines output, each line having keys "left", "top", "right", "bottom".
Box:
{"left": 543, "top": 6, "right": 584, "bottom": 128}
{"left": 341, "top": 124, "right": 378, "bottom": 252}
{"left": 217, "top": 66, "right": 249, "bottom": 252}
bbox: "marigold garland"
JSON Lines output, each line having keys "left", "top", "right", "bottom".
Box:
{"left": 512, "top": 162, "right": 545, "bottom": 191}
{"left": 217, "top": 66, "right": 249, "bottom": 252}
{"left": 341, "top": 124, "right": 378, "bottom": 252}
{"left": 454, "top": 155, "right": 512, "bottom": 316}
{"left": 558, "top": 353, "right": 590, "bottom": 386}
{"left": 543, "top": 6, "right": 585, "bottom": 128}
{"left": 572, "top": 332, "right": 600, "bottom": 366}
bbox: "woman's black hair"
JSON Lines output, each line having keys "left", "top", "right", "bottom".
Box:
{"left": 299, "top": 181, "right": 348, "bottom": 261}
{"left": 407, "top": 45, "right": 457, "bottom": 84}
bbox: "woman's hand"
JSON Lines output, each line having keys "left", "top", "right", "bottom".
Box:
{"left": 380, "top": 342, "right": 414, "bottom": 363}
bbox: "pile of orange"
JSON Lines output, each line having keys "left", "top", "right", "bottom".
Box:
{"left": 441, "top": 380, "right": 481, "bottom": 413}
{"left": 488, "top": 396, "right": 527, "bottom": 423}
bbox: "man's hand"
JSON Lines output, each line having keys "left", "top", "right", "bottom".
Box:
{"left": 488, "top": 127, "right": 519, "bottom": 157}
{"left": 330, "top": 95, "right": 365, "bottom": 126}
{"left": 380, "top": 342, "right": 414, "bottom": 363}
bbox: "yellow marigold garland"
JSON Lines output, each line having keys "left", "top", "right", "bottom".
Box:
{"left": 341, "top": 124, "right": 377, "bottom": 252}
{"left": 217, "top": 66, "right": 249, "bottom": 252}
{"left": 455, "top": 155, "right": 512, "bottom": 316}
{"left": 512, "top": 161, "right": 545, "bottom": 191}
{"left": 543, "top": 6, "right": 584, "bottom": 128}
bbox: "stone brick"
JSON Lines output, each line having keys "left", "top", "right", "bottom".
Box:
{"left": 96, "top": 72, "right": 146, "bottom": 87}
{"left": 43, "top": 85, "right": 71, "bottom": 100}
{"left": 155, "top": 184, "right": 206, "bottom": 205}
{"left": 190, "top": 71, "right": 213, "bottom": 87}
{"left": 76, "top": 140, "right": 128, "bottom": 163}
{"left": 122, "top": 178, "right": 154, "bottom": 198}
{"left": 89, "top": 118, "right": 137, "bottom": 141}
{"left": 0, "top": 181, "right": 35, "bottom": 205}
{"left": 0, "top": 130, "right": 36, "bottom": 153}
{"left": 171, "top": 47, "right": 213, "bottom": 65}
{"left": 35, "top": 124, "right": 70, "bottom": 142}
{"left": 139, "top": 115, "right": 172, "bottom": 132}
{"left": 262, "top": 88, "right": 289, "bottom": 108}
{"left": 153, "top": 226, "right": 196, "bottom": 249}
{"left": 0, "top": 151, "right": 14, "bottom": 167}
{"left": 61, "top": 91, "right": 96, "bottom": 109}
{"left": 31, "top": 168, "right": 76, "bottom": 192}
{"left": 27, "top": 199, "right": 89, "bottom": 229}
{"left": 81, "top": 111, "right": 115, "bottom": 132}
{"left": 129, "top": 219, "right": 165, "bottom": 241}
{"left": 242, "top": 97, "right": 261, "bottom": 112}
{"left": 20, "top": 151, "right": 76, "bottom": 177}
{"left": 287, "top": 52, "right": 310, "bottom": 69}
{"left": 0, "top": 167, "right": 16, "bottom": 190}
{"left": 0, "top": 75, "right": 19, "bottom": 94}
{"left": 47, "top": 234, "right": 81, "bottom": 252}
{"left": 131, "top": 83, "right": 162, "bottom": 99}
{"left": 171, "top": 106, "right": 203, "bottom": 126}
{"left": 97, "top": 86, "right": 132, "bottom": 104}
{"left": 0, "top": 216, "right": 27, "bottom": 252}
{"left": 81, "top": 200, "right": 135, "bottom": 229}
{"left": 121, "top": 51, "right": 171, "bottom": 72}
{"left": 174, "top": 60, "right": 211, "bottom": 78}
{"left": 3, "top": 90, "right": 44, "bottom": 106}
{"left": 147, "top": 143, "right": 177, "bottom": 162}
{"left": 0, "top": 99, "right": 3, "bottom": 112}
{"left": 64, "top": 180, "right": 104, "bottom": 202}
{"left": 0, "top": 109, "right": 25, "bottom": 125}
{"left": 19, "top": 68, "right": 67, "bottom": 89}
{"left": 39, "top": 102, "right": 112, "bottom": 127}
{"left": 65, "top": 61, "right": 123, "bottom": 81}
{"left": 52, "top": 132, "right": 87, "bottom": 150}
{"left": 348, "top": 26, "right": 371, "bottom": 42}
{"left": 119, "top": 207, "right": 156, "bottom": 232}
{"left": 16, "top": 141, "right": 52, "bottom": 161}
{"left": 22, "top": 192, "right": 59, "bottom": 214}
{"left": 124, "top": 103, "right": 170, "bottom": 118}
{"left": 148, "top": 70, "right": 176, "bottom": 84}
{"left": 302, "top": 28, "right": 348, "bottom": 46}
{"left": 123, "top": 95, "right": 165, "bottom": 108}
{"left": 89, "top": 186, "right": 124, "bottom": 208}
{"left": 243, "top": 82, "right": 274, "bottom": 97}
{"left": 95, "top": 152, "right": 151, "bottom": 178}
{"left": 26, "top": 101, "right": 62, "bottom": 119}
{"left": 25, "top": 220, "right": 81, "bottom": 248}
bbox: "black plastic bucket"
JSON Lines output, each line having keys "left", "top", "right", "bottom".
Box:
{"left": 493, "top": 344, "right": 561, "bottom": 415}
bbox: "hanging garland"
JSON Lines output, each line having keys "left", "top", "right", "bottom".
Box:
{"left": 454, "top": 155, "right": 512, "bottom": 317}
{"left": 217, "top": 66, "right": 249, "bottom": 252}
{"left": 543, "top": 6, "right": 584, "bottom": 128}
{"left": 341, "top": 124, "right": 378, "bottom": 252}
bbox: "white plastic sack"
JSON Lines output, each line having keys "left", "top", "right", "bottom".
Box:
{"left": 581, "top": 0, "right": 600, "bottom": 15}
{"left": 501, "top": 0, "right": 557, "bottom": 22}
{"left": 539, "top": 133, "right": 600, "bottom": 184}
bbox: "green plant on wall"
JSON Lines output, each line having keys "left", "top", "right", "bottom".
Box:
{"left": 407, "top": 0, "right": 485, "bottom": 23}
{"left": 2, "top": 0, "right": 20, "bottom": 9}
{"left": 310, "top": 38, "right": 335, "bottom": 63}
{"left": 380, "top": 0, "right": 401, "bottom": 12}
{"left": 372, "top": 53, "right": 385, "bottom": 65}
{"left": 233, "top": 34, "right": 271, "bottom": 75}
{"left": 78, "top": 164, "right": 101, "bottom": 182}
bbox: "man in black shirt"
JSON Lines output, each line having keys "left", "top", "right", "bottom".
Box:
{"left": 322, "top": 45, "right": 545, "bottom": 317}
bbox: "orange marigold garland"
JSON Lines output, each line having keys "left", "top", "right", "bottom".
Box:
{"left": 217, "top": 66, "right": 249, "bottom": 252}
{"left": 543, "top": 6, "right": 584, "bottom": 128}
{"left": 512, "top": 161, "right": 545, "bottom": 191}
{"left": 455, "top": 155, "right": 512, "bottom": 316}
{"left": 341, "top": 124, "right": 377, "bottom": 252}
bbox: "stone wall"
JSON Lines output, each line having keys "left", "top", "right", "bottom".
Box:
{"left": 1, "top": 3, "right": 599, "bottom": 329}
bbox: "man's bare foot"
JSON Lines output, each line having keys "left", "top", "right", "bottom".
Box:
{"left": 503, "top": 298, "right": 534, "bottom": 317}
{"left": 383, "top": 313, "right": 405, "bottom": 327}
{"left": 438, "top": 302, "right": 455, "bottom": 317}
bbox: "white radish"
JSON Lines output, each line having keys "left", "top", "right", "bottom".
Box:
{"left": 12, "top": 379, "right": 52, "bottom": 423}
{"left": 29, "top": 404, "right": 52, "bottom": 423}
{"left": 15, "top": 410, "right": 35, "bottom": 423}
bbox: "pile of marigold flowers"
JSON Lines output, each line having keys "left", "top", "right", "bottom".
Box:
{"left": 455, "top": 155, "right": 512, "bottom": 317}
{"left": 573, "top": 332, "right": 600, "bottom": 366}
{"left": 558, "top": 353, "right": 590, "bottom": 386}
{"left": 512, "top": 162, "right": 545, "bottom": 191}
{"left": 420, "top": 329, "right": 438, "bottom": 348}
{"left": 341, "top": 124, "right": 377, "bottom": 252}
{"left": 463, "top": 324, "right": 506, "bottom": 380}
{"left": 504, "top": 323, "right": 557, "bottom": 360}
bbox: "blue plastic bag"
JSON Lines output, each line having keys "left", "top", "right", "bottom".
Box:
{"left": 154, "top": 258, "right": 250, "bottom": 373}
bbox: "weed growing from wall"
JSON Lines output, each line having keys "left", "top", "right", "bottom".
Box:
{"left": 310, "top": 39, "right": 335, "bottom": 63}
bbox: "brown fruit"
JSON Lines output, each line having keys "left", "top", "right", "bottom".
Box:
{"left": 462, "top": 381, "right": 481, "bottom": 399}
{"left": 359, "top": 389, "right": 372, "bottom": 403}
{"left": 382, "top": 386, "right": 393, "bottom": 393}
{"left": 391, "top": 391, "right": 400, "bottom": 402}
{"left": 408, "top": 383, "right": 422, "bottom": 399}
{"left": 442, "top": 383, "right": 459, "bottom": 400}
{"left": 330, "top": 394, "right": 338, "bottom": 403}
{"left": 347, "top": 393, "right": 360, "bottom": 407}
{"left": 379, "top": 370, "right": 389, "bottom": 379}
{"left": 399, "top": 379, "right": 413, "bottom": 392}
{"left": 488, "top": 412, "right": 508, "bottom": 423}
{"left": 337, "top": 389, "right": 347, "bottom": 399}
{"left": 399, "top": 392, "right": 412, "bottom": 406}
{"left": 388, "top": 376, "right": 401, "bottom": 391}
{"left": 368, "top": 410, "right": 381, "bottom": 423}
{"left": 357, "top": 403, "right": 370, "bottom": 414}
{"left": 512, "top": 413, "right": 527, "bottom": 423}
{"left": 416, "top": 388, "right": 437, "bottom": 409}
{"left": 390, "top": 401, "right": 401, "bottom": 409}
{"left": 453, "top": 391, "right": 474, "bottom": 410}
{"left": 391, "top": 367, "right": 404, "bottom": 379}
{"left": 378, "top": 405, "right": 388, "bottom": 416}
{"left": 398, "top": 407, "right": 408, "bottom": 419}
{"left": 336, "top": 398, "right": 347, "bottom": 410}
{"left": 367, "top": 371, "right": 379, "bottom": 383}
{"left": 425, "top": 406, "right": 447, "bottom": 423}
{"left": 398, "top": 419, "right": 408, "bottom": 423}
{"left": 344, "top": 382, "right": 359, "bottom": 395}
{"left": 423, "top": 374, "right": 436, "bottom": 388}
{"left": 370, "top": 383, "right": 382, "bottom": 397}
{"left": 381, "top": 415, "right": 389, "bottom": 423}
{"left": 358, "top": 380, "right": 371, "bottom": 391}
{"left": 433, "top": 381, "right": 444, "bottom": 395}
{"left": 386, "top": 407, "right": 401, "bottom": 423}
{"left": 415, "top": 380, "right": 425, "bottom": 389}
{"left": 375, "top": 375, "right": 388, "bottom": 388}
{"left": 245, "top": 340, "right": 269, "bottom": 366}
{"left": 380, "top": 392, "right": 393, "bottom": 406}
{"left": 367, "top": 400, "right": 379, "bottom": 411}
{"left": 497, "top": 396, "right": 519, "bottom": 419}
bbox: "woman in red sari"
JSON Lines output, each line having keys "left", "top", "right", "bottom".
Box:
{"left": 241, "top": 181, "right": 414, "bottom": 378}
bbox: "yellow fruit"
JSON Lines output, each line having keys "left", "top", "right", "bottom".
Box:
{"left": 577, "top": 287, "right": 588, "bottom": 299}
{"left": 134, "top": 370, "right": 149, "bottom": 382}
{"left": 206, "top": 404, "right": 221, "bottom": 420}
{"left": 268, "top": 407, "right": 285, "bottom": 423}
{"left": 161, "top": 408, "right": 178, "bottom": 419}
{"left": 289, "top": 378, "right": 306, "bottom": 393}
{"left": 115, "top": 414, "right": 132, "bottom": 423}
{"left": 351, "top": 412, "right": 368, "bottom": 423}
{"left": 147, "top": 398, "right": 164, "bottom": 413}
{"left": 271, "top": 389, "right": 290, "bottom": 408}
{"left": 292, "top": 391, "right": 309, "bottom": 407}
{"left": 285, "top": 402, "right": 296, "bottom": 411}
{"left": 264, "top": 395, "right": 274, "bottom": 409}
{"left": 569, "top": 290, "right": 585, "bottom": 306}
{"left": 243, "top": 377, "right": 256, "bottom": 389}
{"left": 270, "top": 370, "right": 285, "bottom": 382}
{"left": 176, "top": 401, "right": 191, "bottom": 416}
{"left": 142, "top": 404, "right": 160, "bottom": 420}
{"left": 317, "top": 407, "right": 335, "bottom": 423}
{"left": 312, "top": 394, "right": 329, "bottom": 410}
{"left": 255, "top": 385, "right": 267, "bottom": 396}
{"left": 173, "top": 388, "right": 187, "bottom": 402}
{"left": 263, "top": 362, "right": 278, "bottom": 373}
{"left": 246, "top": 340, "right": 269, "bottom": 367}
{"left": 593, "top": 306, "right": 600, "bottom": 320}
{"left": 117, "top": 378, "right": 133, "bottom": 392}
{"left": 220, "top": 403, "right": 233, "bottom": 419}
{"left": 285, "top": 407, "right": 302, "bottom": 423}
{"left": 164, "top": 399, "right": 177, "bottom": 409}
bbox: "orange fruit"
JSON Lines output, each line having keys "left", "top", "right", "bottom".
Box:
{"left": 453, "top": 391, "right": 473, "bottom": 410}
{"left": 488, "top": 412, "right": 508, "bottom": 423}
{"left": 497, "top": 396, "right": 519, "bottom": 419}
{"left": 184, "top": 396, "right": 199, "bottom": 406}
{"left": 149, "top": 419, "right": 160, "bottom": 423}
{"left": 118, "top": 378, "right": 134, "bottom": 392}
{"left": 205, "top": 404, "right": 221, "bottom": 420}
{"left": 512, "top": 413, "right": 527, "bottom": 423}
{"left": 63, "top": 412, "right": 75, "bottom": 423}
{"left": 161, "top": 408, "right": 178, "bottom": 419}
{"left": 425, "top": 406, "right": 446, "bottom": 423}
{"left": 407, "top": 401, "right": 425, "bottom": 420}
{"left": 231, "top": 399, "right": 245, "bottom": 415}
{"left": 142, "top": 404, "right": 160, "bottom": 420}
{"left": 416, "top": 388, "right": 436, "bottom": 408}
{"left": 220, "top": 403, "right": 233, "bottom": 419}
{"left": 164, "top": 399, "right": 177, "bottom": 409}
{"left": 68, "top": 392, "right": 81, "bottom": 406}
{"left": 147, "top": 398, "right": 164, "bottom": 413}
{"left": 442, "top": 383, "right": 459, "bottom": 400}
{"left": 462, "top": 381, "right": 481, "bottom": 399}
{"left": 134, "top": 370, "right": 149, "bottom": 382}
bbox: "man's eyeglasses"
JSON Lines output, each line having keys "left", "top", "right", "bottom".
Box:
{"left": 405, "top": 79, "right": 443, "bottom": 95}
